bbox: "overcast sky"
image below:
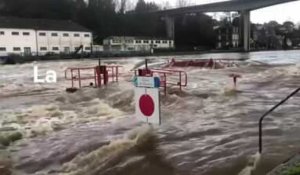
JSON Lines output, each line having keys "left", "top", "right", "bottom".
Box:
{"left": 143, "top": 0, "right": 300, "bottom": 24}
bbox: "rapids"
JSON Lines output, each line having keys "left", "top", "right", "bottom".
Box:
{"left": 1, "top": 50, "right": 300, "bottom": 175}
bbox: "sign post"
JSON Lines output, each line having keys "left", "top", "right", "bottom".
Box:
{"left": 134, "top": 75, "right": 161, "bottom": 125}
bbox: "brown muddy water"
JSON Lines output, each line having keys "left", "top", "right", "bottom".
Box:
{"left": 1, "top": 50, "right": 300, "bottom": 175}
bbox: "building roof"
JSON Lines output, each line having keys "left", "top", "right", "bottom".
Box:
{"left": 0, "top": 16, "right": 91, "bottom": 32}
{"left": 104, "top": 36, "right": 173, "bottom": 41}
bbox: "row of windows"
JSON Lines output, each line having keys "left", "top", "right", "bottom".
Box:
{"left": 0, "top": 31, "right": 31, "bottom": 36}
{"left": 113, "top": 39, "right": 171, "bottom": 44}
{"left": 0, "top": 47, "right": 22, "bottom": 51}
{"left": 0, "top": 47, "right": 91, "bottom": 51}
{"left": 39, "top": 32, "right": 90, "bottom": 38}
{"left": 39, "top": 47, "right": 90, "bottom": 51}
{"left": 0, "top": 31, "right": 90, "bottom": 38}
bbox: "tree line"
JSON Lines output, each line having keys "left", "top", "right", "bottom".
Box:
{"left": 0, "top": 0, "right": 217, "bottom": 49}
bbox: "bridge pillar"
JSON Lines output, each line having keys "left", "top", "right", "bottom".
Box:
{"left": 165, "top": 16, "right": 175, "bottom": 39}
{"left": 242, "top": 10, "right": 250, "bottom": 52}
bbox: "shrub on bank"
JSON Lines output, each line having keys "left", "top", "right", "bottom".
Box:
{"left": 282, "top": 165, "right": 300, "bottom": 175}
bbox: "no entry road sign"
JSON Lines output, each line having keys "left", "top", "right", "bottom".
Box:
{"left": 135, "top": 76, "right": 161, "bottom": 125}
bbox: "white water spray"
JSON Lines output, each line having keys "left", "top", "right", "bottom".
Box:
{"left": 238, "top": 152, "right": 261, "bottom": 175}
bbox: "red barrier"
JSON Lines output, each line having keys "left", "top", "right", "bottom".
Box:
{"left": 166, "top": 58, "right": 238, "bottom": 69}
{"left": 65, "top": 65, "right": 122, "bottom": 88}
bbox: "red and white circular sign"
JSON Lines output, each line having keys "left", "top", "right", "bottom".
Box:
{"left": 139, "top": 94, "right": 155, "bottom": 117}
{"left": 135, "top": 87, "right": 160, "bottom": 125}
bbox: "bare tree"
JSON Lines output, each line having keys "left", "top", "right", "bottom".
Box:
{"left": 176, "top": 0, "right": 192, "bottom": 8}
{"left": 114, "top": 0, "right": 133, "bottom": 13}
{"left": 161, "top": 1, "right": 172, "bottom": 10}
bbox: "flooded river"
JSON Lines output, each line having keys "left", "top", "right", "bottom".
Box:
{"left": 1, "top": 50, "right": 300, "bottom": 175}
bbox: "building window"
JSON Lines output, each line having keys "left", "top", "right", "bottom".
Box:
{"left": 39, "top": 32, "right": 46, "bottom": 36}
{"left": 51, "top": 33, "right": 58, "bottom": 37}
{"left": 155, "top": 40, "right": 161, "bottom": 44}
{"left": 12, "top": 32, "right": 19, "bottom": 36}
{"left": 23, "top": 32, "right": 30, "bottom": 36}
{"left": 143, "top": 40, "right": 149, "bottom": 44}
{"left": 52, "top": 47, "right": 59, "bottom": 51}
{"left": 169, "top": 41, "right": 172, "bottom": 44}
{"left": 74, "top": 33, "right": 80, "bottom": 37}
{"left": 85, "top": 47, "right": 91, "bottom": 51}
{"left": 0, "top": 47, "right": 6, "bottom": 51}
{"left": 113, "top": 40, "right": 121, "bottom": 43}
{"left": 64, "top": 47, "right": 70, "bottom": 53}
{"left": 13, "top": 47, "right": 21, "bottom": 51}
{"left": 0, "top": 31, "right": 4, "bottom": 35}
{"left": 125, "top": 40, "right": 133, "bottom": 43}
{"left": 63, "top": 33, "right": 69, "bottom": 37}
{"left": 136, "top": 40, "right": 141, "bottom": 44}
{"left": 163, "top": 40, "right": 167, "bottom": 44}
{"left": 84, "top": 34, "right": 90, "bottom": 37}
{"left": 40, "top": 47, "right": 47, "bottom": 51}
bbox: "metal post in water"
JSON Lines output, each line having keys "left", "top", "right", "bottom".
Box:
{"left": 145, "top": 59, "right": 148, "bottom": 70}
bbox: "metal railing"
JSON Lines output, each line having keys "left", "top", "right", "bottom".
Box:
{"left": 259, "top": 87, "right": 300, "bottom": 153}
{"left": 65, "top": 65, "right": 122, "bottom": 88}
{"left": 134, "top": 68, "right": 188, "bottom": 95}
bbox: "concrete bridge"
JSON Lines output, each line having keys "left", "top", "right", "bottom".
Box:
{"left": 155, "top": 0, "right": 299, "bottom": 51}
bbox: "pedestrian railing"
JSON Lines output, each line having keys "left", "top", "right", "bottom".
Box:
{"left": 259, "top": 87, "right": 300, "bottom": 153}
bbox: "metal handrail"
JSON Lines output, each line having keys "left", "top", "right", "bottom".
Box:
{"left": 259, "top": 87, "right": 300, "bottom": 153}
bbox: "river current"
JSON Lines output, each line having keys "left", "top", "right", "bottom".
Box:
{"left": 1, "top": 50, "right": 300, "bottom": 175}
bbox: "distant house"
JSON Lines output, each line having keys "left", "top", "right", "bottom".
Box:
{"left": 103, "top": 36, "right": 174, "bottom": 53}
{"left": 214, "top": 18, "right": 240, "bottom": 49}
{"left": 0, "top": 17, "right": 93, "bottom": 56}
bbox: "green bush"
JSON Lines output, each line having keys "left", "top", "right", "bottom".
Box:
{"left": 282, "top": 165, "right": 300, "bottom": 175}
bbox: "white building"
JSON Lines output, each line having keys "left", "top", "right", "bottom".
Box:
{"left": 103, "top": 36, "right": 174, "bottom": 52}
{"left": 0, "top": 17, "right": 92, "bottom": 56}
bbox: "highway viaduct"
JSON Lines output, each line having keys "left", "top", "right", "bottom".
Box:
{"left": 153, "top": 0, "right": 299, "bottom": 52}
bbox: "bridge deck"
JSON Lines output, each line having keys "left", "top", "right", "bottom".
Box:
{"left": 155, "top": 0, "right": 298, "bottom": 15}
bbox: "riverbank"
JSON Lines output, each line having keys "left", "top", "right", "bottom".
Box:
{"left": 268, "top": 154, "right": 300, "bottom": 175}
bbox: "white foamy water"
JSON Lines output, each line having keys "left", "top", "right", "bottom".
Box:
{"left": 1, "top": 51, "right": 300, "bottom": 175}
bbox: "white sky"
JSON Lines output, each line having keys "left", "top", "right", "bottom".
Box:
{"left": 143, "top": 0, "right": 300, "bottom": 24}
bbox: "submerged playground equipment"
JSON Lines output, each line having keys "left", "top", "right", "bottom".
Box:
{"left": 165, "top": 58, "right": 240, "bottom": 69}
{"left": 64, "top": 58, "right": 244, "bottom": 94}
{"left": 64, "top": 59, "right": 189, "bottom": 95}
{"left": 65, "top": 65, "right": 122, "bottom": 89}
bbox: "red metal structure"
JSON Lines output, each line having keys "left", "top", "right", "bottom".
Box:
{"left": 135, "top": 68, "right": 187, "bottom": 95}
{"left": 165, "top": 58, "right": 239, "bottom": 69}
{"left": 65, "top": 65, "right": 122, "bottom": 88}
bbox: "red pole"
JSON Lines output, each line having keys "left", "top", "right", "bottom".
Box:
{"left": 112, "top": 67, "right": 115, "bottom": 82}
{"left": 97, "top": 66, "right": 101, "bottom": 88}
{"left": 179, "top": 72, "right": 182, "bottom": 91}
{"left": 116, "top": 67, "right": 119, "bottom": 82}
{"left": 71, "top": 69, "right": 74, "bottom": 88}
{"left": 164, "top": 73, "right": 167, "bottom": 96}
{"left": 78, "top": 69, "right": 81, "bottom": 88}
{"left": 94, "top": 68, "right": 97, "bottom": 87}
